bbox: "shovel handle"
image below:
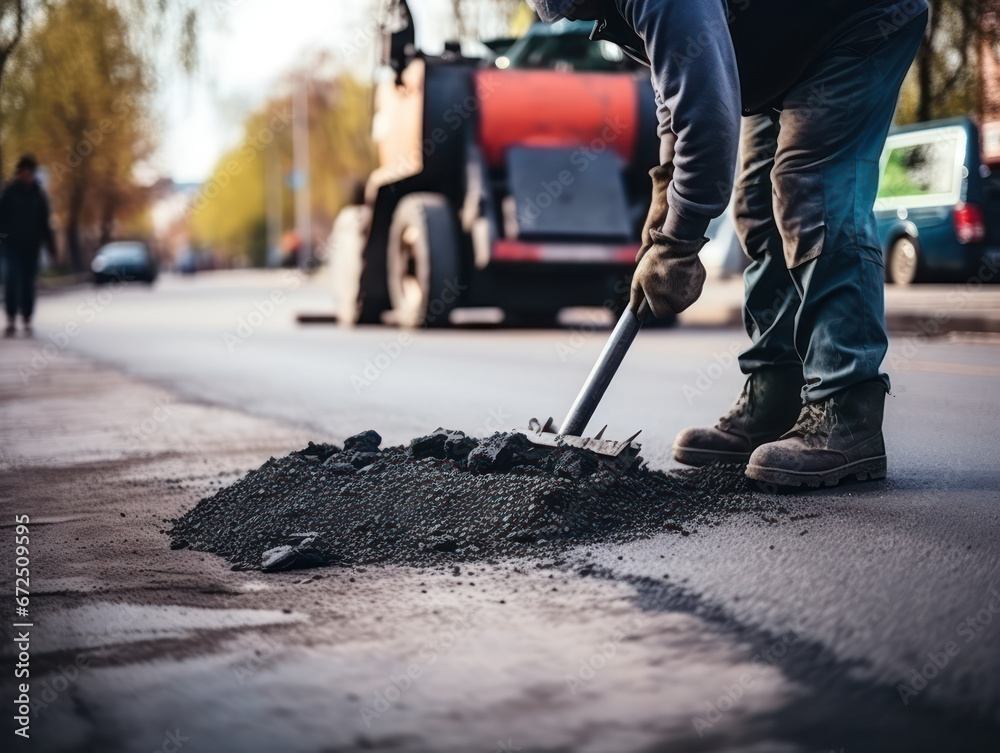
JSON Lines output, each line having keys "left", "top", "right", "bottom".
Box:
{"left": 558, "top": 298, "right": 650, "bottom": 437}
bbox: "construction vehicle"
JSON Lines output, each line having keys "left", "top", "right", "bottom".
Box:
{"left": 330, "top": 9, "right": 664, "bottom": 327}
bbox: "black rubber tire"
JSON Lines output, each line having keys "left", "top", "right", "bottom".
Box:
{"left": 641, "top": 312, "right": 678, "bottom": 329}
{"left": 331, "top": 205, "right": 382, "bottom": 325}
{"left": 608, "top": 297, "right": 678, "bottom": 329}
{"left": 503, "top": 310, "right": 562, "bottom": 329}
{"left": 887, "top": 236, "right": 924, "bottom": 285}
{"left": 387, "top": 193, "right": 463, "bottom": 328}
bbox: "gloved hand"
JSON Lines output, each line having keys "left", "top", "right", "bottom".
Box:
{"left": 630, "top": 231, "right": 708, "bottom": 318}
{"left": 641, "top": 164, "right": 673, "bottom": 251}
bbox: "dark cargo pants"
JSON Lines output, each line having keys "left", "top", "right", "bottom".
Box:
{"left": 734, "top": 12, "right": 927, "bottom": 402}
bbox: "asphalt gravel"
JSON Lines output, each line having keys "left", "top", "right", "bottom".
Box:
{"left": 169, "top": 429, "right": 771, "bottom": 571}
{"left": 19, "top": 273, "right": 1000, "bottom": 751}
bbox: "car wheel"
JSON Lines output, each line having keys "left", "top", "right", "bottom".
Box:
{"left": 504, "top": 310, "right": 562, "bottom": 329}
{"left": 608, "top": 297, "right": 677, "bottom": 329}
{"left": 330, "top": 205, "right": 384, "bottom": 325}
{"left": 887, "top": 236, "right": 923, "bottom": 285}
{"left": 387, "top": 193, "right": 462, "bottom": 328}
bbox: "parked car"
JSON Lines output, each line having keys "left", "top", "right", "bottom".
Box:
{"left": 876, "top": 117, "right": 1000, "bottom": 284}
{"left": 91, "top": 241, "right": 158, "bottom": 284}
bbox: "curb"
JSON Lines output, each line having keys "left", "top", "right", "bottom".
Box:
{"left": 885, "top": 312, "right": 1000, "bottom": 335}
{"left": 680, "top": 305, "right": 1000, "bottom": 335}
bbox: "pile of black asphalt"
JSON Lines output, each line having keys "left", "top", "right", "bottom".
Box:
{"left": 168, "top": 429, "right": 774, "bottom": 572}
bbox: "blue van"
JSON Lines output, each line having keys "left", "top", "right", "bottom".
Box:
{"left": 875, "top": 117, "right": 1000, "bottom": 284}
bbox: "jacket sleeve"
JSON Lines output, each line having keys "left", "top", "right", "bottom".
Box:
{"left": 622, "top": 0, "right": 741, "bottom": 240}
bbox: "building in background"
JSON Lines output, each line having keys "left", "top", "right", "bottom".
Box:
{"left": 150, "top": 179, "right": 202, "bottom": 271}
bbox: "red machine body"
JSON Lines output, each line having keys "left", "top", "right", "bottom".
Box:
{"left": 474, "top": 69, "right": 639, "bottom": 169}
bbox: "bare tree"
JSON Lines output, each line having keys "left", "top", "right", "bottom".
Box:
{"left": 0, "top": 0, "right": 27, "bottom": 175}
{"left": 911, "top": 0, "right": 1000, "bottom": 122}
{"left": 448, "top": 0, "right": 522, "bottom": 43}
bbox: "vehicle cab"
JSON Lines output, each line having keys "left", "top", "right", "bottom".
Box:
{"left": 876, "top": 117, "right": 1000, "bottom": 284}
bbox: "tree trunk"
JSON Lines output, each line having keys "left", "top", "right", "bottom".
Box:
{"left": 66, "top": 188, "right": 85, "bottom": 273}
{"left": 0, "top": 0, "right": 26, "bottom": 179}
{"left": 99, "top": 190, "right": 116, "bottom": 246}
{"left": 0, "top": 51, "right": 8, "bottom": 179}
{"left": 917, "top": 46, "right": 933, "bottom": 122}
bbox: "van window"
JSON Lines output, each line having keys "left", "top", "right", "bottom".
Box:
{"left": 879, "top": 138, "right": 960, "bottom": 200}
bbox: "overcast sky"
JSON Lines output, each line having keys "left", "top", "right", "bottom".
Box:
{"left": 158, "top": 0, "right": 458, "bottom": 184}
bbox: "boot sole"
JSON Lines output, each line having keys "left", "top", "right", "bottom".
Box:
{"left": 673, "top": 445, "right": 751, "bottom": 467}
{"left": 745, "top": 455, "right": 887, "bottom": 489}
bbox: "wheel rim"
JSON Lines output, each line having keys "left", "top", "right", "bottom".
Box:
{"left": 891, "top": 239, "right": 918, "bottom": 284}
{"left": 392, "top": 223, "right": 426, "bottom": 323}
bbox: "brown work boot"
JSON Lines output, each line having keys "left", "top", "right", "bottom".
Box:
{"left": 672, "top": 366, "right": 805, "bottom": 466}
{"left": 746, "top": 381, "right": 887, "bottom": 488}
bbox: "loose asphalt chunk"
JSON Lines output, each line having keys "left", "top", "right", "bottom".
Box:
{"left": 168, "top": 430, "right": 771, "bottom": 571}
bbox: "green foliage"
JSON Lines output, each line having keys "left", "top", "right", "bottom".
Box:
{"left": 2, "top": 0, "right": 156, "bottom": 269}
{"left": 189, "top": 70, "right": 375, "bottom": 265}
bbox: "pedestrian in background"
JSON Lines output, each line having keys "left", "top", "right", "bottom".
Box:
{"left": 0, "top": 154, "right": 56, "bottom": 337}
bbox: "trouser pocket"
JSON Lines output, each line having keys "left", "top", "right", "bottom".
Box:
{"left": 773, "top": 171, "right": 826, "bottom": 268}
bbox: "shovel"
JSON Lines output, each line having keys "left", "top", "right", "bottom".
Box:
{"left": 526, "top": 299, "right": 650, "bottom": 463}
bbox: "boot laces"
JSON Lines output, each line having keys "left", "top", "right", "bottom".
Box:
{"left": 717, "top": 376, "right": 755, "bottom": 431}
{"left": 791, "top": 398, "right": 838, "bottom": 445}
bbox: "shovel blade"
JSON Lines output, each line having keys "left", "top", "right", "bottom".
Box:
{"left": 525, "top": 417, "right": 641, "bottom": 461}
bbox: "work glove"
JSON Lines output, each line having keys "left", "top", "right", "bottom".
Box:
{"left": 640, "top": 164, "right": 673, "bottom": 252}
{"left": 630, "top": 231, "right": 708, "bottom": 318}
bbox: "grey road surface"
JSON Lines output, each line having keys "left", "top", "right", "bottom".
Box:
{"left": 8, "top": 269, "right": 1000, "bottom": 752}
